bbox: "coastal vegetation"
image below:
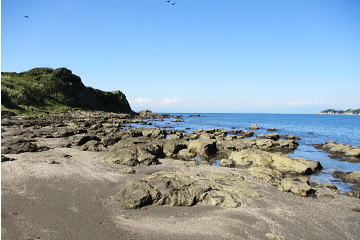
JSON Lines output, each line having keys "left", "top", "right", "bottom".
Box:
{"left": 1, "top": 68, "right": 133, "bottom": 114}
{"left": 320, "top": 109, "right": 360, "bottom": 115}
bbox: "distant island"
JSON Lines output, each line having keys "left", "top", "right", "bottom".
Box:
{"left": 319, "top": 109, "right": 360, "bottom": 115}
{"left": 1, "top": 67, "right": 134, "bottom": 114}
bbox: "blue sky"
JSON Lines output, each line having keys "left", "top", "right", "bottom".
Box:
{"left": 2, "top": 0, "right": 360, "bottom": 113}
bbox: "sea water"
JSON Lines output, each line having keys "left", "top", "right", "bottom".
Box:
{"left": 136, "top": 113, "right": 360, "bottom": 192}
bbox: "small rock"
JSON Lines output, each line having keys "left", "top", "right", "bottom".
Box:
{"left": 249, "top": 123, "right": 260, "bottom": 130}
{"left": 266, "top": 128, "right": 277, "bottom": 132}
{"left": 122, "top": 167, "right": 135, "bottom": 174}
{"left": 219, "top": 159, "right": 235, "bottom": 168}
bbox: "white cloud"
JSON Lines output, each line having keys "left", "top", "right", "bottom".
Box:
{"left": 131, "top": 98, "right": 152, "bottom": 107}
{"left": 130, "top": 97, "right": 183, "bottom": 109}
{"left": 285, "top": 99, "right": 327, "bottom": 106}
{"left": 160, "top": 98, "right": 182, "bottom": 106}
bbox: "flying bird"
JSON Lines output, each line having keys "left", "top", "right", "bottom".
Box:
{"left": 166, "top": 0, "right": 171, "bottom": 2}
{"left": 172, "top": 2, "right": 176, "bottom": 5}
{"left": 24, "top": 15, "right": 30, "bottom": 19}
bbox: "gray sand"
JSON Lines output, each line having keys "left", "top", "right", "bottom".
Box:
{"left": 2, "top": 146, "right": 360, "bottom": 240}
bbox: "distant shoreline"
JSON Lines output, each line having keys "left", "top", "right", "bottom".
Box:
{"left": 319, "top": 108, "right": 360, "bottom": 115}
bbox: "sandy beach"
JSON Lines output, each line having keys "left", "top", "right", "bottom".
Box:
{"left": 1, "top": 112, "right": 360, "bottom": 240}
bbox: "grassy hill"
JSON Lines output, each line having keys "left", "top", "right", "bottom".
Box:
{"left": 1, "top": 68, "right": 134, "bottom": 114}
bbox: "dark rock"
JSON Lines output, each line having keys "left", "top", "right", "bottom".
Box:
{"left": 2, "top": 139, "right": 49, "bottom": 154}
{"left": 75, "top": 135, "right": 101, "bottom": 146}
{"left": 1, "top": 155, "right": 16, "bottom": 162}
{"left": 281, "top": 135, "right": 301, "bottom": 140}
{"left": 266, "top": 128, "right": 277, "bottom": 132}
{"left": 81, "top": 140, "right": 106, "bottom": 151}
{"left": 188, "top": 139, "right": 217, "bottom": 159}
{"left": 162, "top": 140, "right": 188, "bottom": 157}
{"left": 256, "top": 133, "right": 280, "bottom": 141}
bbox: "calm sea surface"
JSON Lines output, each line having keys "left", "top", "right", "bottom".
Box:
{"left": 138, "top": 113, "right": 360, "bottom": 192}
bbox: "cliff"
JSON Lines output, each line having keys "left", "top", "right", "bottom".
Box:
{"left": 1, "top": 68, "right": 134, "bottom": 114}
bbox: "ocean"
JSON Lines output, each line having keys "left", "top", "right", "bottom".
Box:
{"left": 137, "top": 113, "right": 360, "bottom": 192}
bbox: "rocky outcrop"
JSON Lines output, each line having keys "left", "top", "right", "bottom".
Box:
{"left": 188, "top": 139, "right": 217, "bottom": 159}
{"left": 1, "top": 68, "right": 134, "bottom": 114}
{"left": 257, "top": 133, "right": 280, "bottom": 141}
{"left": 314, "top": 141, "right": 360, "bottom": 162}
{"left": 163, "top": 139, "right": 188, "bottom": 158}
{"left": 217, "top": 138, "right": 298, "bottom": 155}
{"left": 80, "top": 140, "right": 106, "bottom": 152}
{"left": 222, "top": 149, "right": 321, "bottom": 196}
{"left": 247, "top": 166, "right": 283, "bottom": 186}
{"left": 332, "top": 171, "right": 360, "bottom": 191}
{"left": 177, "top": 149, "right": 196, "bottom": 160}
{"left": 229, "top": 149, "right": 321, "bottom": 175}
{"left": 104, "top": 141, "right": 164, "bottom": 166}
{"left": 278, "top": 177, "right": 314, "bottom": 197}
{"left": 113, "top": 171, "right": 259, "bottom": 209}
{"left": 2, "top": 139, "right": 49, "bottom": 154}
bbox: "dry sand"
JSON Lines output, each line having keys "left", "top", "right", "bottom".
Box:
{"left": 2, "top": 145, "right": 360, "bottom": 240}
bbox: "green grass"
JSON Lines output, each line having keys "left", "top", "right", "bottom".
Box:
{"left": 1, "top": 68, "right": 134, "bottom": 115}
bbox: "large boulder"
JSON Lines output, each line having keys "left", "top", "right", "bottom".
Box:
{"left": 278, "top": 177, "right": 315, "bottom": 197}
{"left": 177, "top": 149, "right": 196, "bottom": 160}
{"left": 104, "top": 146, "right": 138, "bottom": 166}
{"left": 229, "top": 149, "right": 273, "bottom": 167}
{"left": 247, "top": 166, "right": 283, "bottom": 186}
{"left": 104, "top": 141, "right": 163, "bottom": 166}
{"left": 188, "top": 139, "right": 217, "bottom": 158}
{"left": 80, "top": 140, "right": 106, "bottom": 151}
{"left": 162, "top": 140, "right": 188, "bottom": 158}
{"left": 113, "top": 171, "right": 259, "bottom": 209}
{"left": 271, "top": 155, "right": 322, "bottom": 175}
{"left": 229, "top": 149, "right": 322, "bottom": 174}
{"left": 217, "top": 138, "right": 298, "bottom": 155}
